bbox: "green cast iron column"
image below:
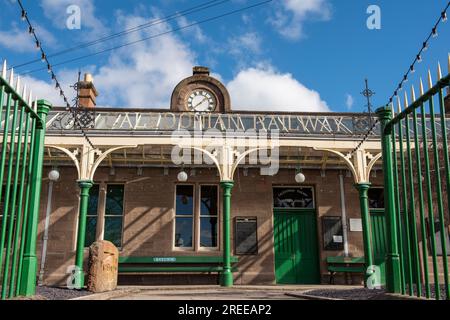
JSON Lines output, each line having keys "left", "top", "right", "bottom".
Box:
{"left": 376, "top": 106, "right": 402, "bottom": 293}
{"left": 74, "top": 180, "right": 94, "bottom": 289}
{"left": 220, "top": 180, "right": 234, "bottom": 287}
{"left": 355, "top": 182, "right": 373, "bottom": 287}
{"left": 18, "top": 100, "right": 52, "bottom": 296}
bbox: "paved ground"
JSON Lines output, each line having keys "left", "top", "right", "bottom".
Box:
{"left": 74, "top": 285, "right": 362, "bottom": 300}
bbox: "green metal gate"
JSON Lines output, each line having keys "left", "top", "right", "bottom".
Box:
{"left": 377, "top": 63, "right": 450, "bottom": 299}
{"left": 370, "top": 210, "right": 387, "bottom": 286}
{"left": 274, "top": 209, "right": 320, "bottom": 284}
{"left": 0, "top": 64, "right": 51, "bottom": 299}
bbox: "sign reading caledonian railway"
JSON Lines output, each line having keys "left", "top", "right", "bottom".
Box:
{"left": 46, "top": 111, "right": 378, "bottom": 136}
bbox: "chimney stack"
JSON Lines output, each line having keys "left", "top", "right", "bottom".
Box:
{"left": 193, "top": 66, "right": 210, "bottom": 76}
{"left": 78, "top": 73, "right": 98, "bottom": 108}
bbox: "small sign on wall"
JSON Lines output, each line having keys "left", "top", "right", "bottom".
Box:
{"left": 349, "top": 218, "right": 363, "bottom": 232}
{"left": 235, "top": 217, "right": 258, "bottom": 255}
{"left": 322, "top": 216, "right": 344, "bottom": 251}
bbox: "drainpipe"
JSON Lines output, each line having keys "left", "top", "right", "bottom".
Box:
{"left": 38, "top": 180, "right": 53, "bottom": 285}
{"left": 339, "top": 172, "right": 349, "bottom": 257}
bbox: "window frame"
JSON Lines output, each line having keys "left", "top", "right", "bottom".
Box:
{"left": 197, "top": 184, "right": 219, "bottom": 251}
{"left": 173, "top": 184, "right": 196, "bottom": 251}
{"left": 103, "top": 183, "right": 126, "bottom": 248}
{"left": 272, "top": 186, "right": 316, "bottom": 210}
{"left": 84, "top": 183, "right": 100, "bottom": 248}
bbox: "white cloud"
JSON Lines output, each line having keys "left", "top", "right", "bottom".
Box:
{"left": 228, "top": 32, "right": 262, "bottom": 56}
{"left": 39, "top": 0, "right": 108, "bottom": 38}
{"left": 227, "top": 66, "right": 330, "bottom": 112}
{"left": 0, "top": 22, "right": 56, "bottom": 53}
{"left": 91, "top": 12, "right": 196, "bottom": 107}
{"left": 269, "top": 0, "right": 331, "bottom": 40}
{"left": 345, "top": 94, "right": 354, "bottom": 110}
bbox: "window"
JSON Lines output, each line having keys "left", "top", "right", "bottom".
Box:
{"left": 104, "top": 185, "right": 124, "bottom": 247}
{"left": 175, "top": 185, "right": 194, "bottom": 248}
{"left": 85, "top": 184, "right": 99, "bottom": 247}
{"left": 368, "top": 188, "right": 384, "bottom": 209}
{"left": 273, "top": 187, "right": 315, "bottom": 209}
{"left": 84, "top": 183, "right": 125, "bottom": 248}
{"left": 174, "top": 184, "right": 219, "bottom": 250}
{"left": 199, "top": 185, "right": 218, "bottom": 248}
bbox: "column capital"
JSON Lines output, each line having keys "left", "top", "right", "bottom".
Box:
{"left": 220, "top": 180, "right": 234, "bottom": 188}
{"left": 77, "top": 179, "right": 94, "bottom": 189}
{"left": 354, "top": 182, "right": 371, "bottom": 191}
{"left": 36, "top": 99, "right": 52, "bottom": 115}
{"left": 375, "top": 106, "right": 392, "bottom": 120}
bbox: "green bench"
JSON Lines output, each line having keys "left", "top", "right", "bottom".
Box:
{"left": 326, "top": 256, "right": 366, "bottom": 284}
{"left": 118, "top": 256, "right": 239, "bottom": 274}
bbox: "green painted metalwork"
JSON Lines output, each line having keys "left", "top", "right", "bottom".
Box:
{"left": 220, "top": 181, "right": 234, "bottom": 287}
{"left": 390, "top": 120, "right": 406, "bottom": 294}
{"left": 0, "top": 70, "right": 49, "bottom": 299}
{"left": 427, "top": 93, "right": 450, "bottom": 298}
{"left": 370, "top": 210, "right": 387, "bottom": 286}
{"left": 274, "top": 209, "right": 320, "bottom": 284}
{"left": 404, "top": 113, "right": 422, "bottom": 296}
{"left": 119, "top": 256, "right": 239, "bottom": 264}
{"left": 420, "top": 103, "right": 441, "bottom": 300}
{"left": 355, "top": 183, "right": 373, "bottom": 287}
{"left": 396, "top": 112, "right": 414, "bottom": 295}
{"left": 412, "top": 107, "right": 431, "bottom": 298}
{"left": 379, "top": 71, "right": 450, "bottom": 299}
{"left": 377, "top": 107, "right": 402, "bottom": 294}
{"left": 74, "top": 180, "right": 94, "bottom": 289}
{"left": 18, "top": 100, "right": 51, "bottom": 297}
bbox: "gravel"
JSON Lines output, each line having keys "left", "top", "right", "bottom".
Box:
{"left": 32, "top": 286, "right": 91, "bottom": 300}
{"left": 304, "top": 288, "right": 388, "bottom": 300}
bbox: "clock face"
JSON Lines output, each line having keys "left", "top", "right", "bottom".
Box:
{"left": 187, "top": 89, "right": 216, "bottom": 112}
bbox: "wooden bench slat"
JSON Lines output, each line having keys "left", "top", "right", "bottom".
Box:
{"left": 328, "top": 266, "right": 366, "bottom": 273}
{"left": 119, "top": 256, "right": 239, "bottom": 264}
{"left": 119, "top": 266, "right": 239, "bottom": 273}
{"left": 326, "top": 256, "right": 365, "bottom": 264}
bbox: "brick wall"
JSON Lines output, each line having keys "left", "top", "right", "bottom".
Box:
{"left": 36, "top": 166, "right": 382, "bottom": 286}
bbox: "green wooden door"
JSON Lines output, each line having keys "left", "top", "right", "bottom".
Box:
{"left": 370, "top": 210, "right": 387, "bottom": 285}
{"left": 274, "top": 209, "right": 320, "bottom": 284}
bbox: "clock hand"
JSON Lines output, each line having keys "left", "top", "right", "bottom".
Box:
{"left": 192, "top": 97, "right": 208, "bottom": 109}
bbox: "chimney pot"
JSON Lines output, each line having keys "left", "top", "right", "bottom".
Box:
{"left": 78, "top": 73, "right": 98, "bottom": 108}
{"left": 193, "top": 66, "right": 210, "bottom": 76}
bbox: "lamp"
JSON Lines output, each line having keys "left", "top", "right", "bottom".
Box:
{"left": 48, "top": 168, "right": 60, "bottom": 181}
{"left": 177, "top": 170, "right": 188, "bottom": 182}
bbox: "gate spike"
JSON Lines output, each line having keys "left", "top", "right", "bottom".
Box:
{"left": 8, "top": 68, "right": 14, "bottom": 86}
{"left": 33, "top": 99, "right": 37, "bottom": 113}
{"left": 404, "top": 91, "right": 409, "bottom": 108}
{"left": 28, "top": 90, "right": 32, "bottom": 106}
{"left": 15, "top": 76, "right": 21, "bottom": 92}
{"left": 2, "top": 60, "right": 6, "bottom": 79}
{"left": 419, "top": 78, "right": 425, "bottom": 96}
{"left": 22, "top": 84, "right": 27, "bottom": 100}
{"left": 397, "top": 96, "right": 402, "bottom": 113}
{"left": 427, "top": 69, "right": 433, "bottom": 89}
{"left": 390, "top": 102, "right": 396, "bottom": 116}
{"left": 438, "top": 62, "right": 443, "bottom": 80}
{"left": 411, "top": 85, "right": 416, "bottom": 102}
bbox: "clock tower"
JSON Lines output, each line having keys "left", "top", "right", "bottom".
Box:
{"left": 170, "top": 66, "right": 231, "bottom": 113}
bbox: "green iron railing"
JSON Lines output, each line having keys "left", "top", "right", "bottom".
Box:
{"left": 377, "top": 60, "right": 450, "bottom": 300}
{"left": 0, "top": 61, "right": 51, "bottom": 299}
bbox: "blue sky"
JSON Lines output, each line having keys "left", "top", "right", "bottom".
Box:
{"left": 0, "top": 0, "right": 449, "bottom": 112}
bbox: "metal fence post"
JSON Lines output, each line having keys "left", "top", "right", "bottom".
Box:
{"left": 18, "top": 99, "right": 52, "bottom": 296}
{"left": 354, "top": 182, "right": 373, "bottom": 287}
{"left": 74, "top": 180, "right": 93, "bottom": 289}
{"left": 220, "top": 180, "right": 234, "bottom": 287}
{"left": 376, "top": 106, "right": 402, "bottom": 293}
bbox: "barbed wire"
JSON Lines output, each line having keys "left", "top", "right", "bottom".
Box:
{"left": 17, "top": 0, "right": 95, "bottom": 149}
